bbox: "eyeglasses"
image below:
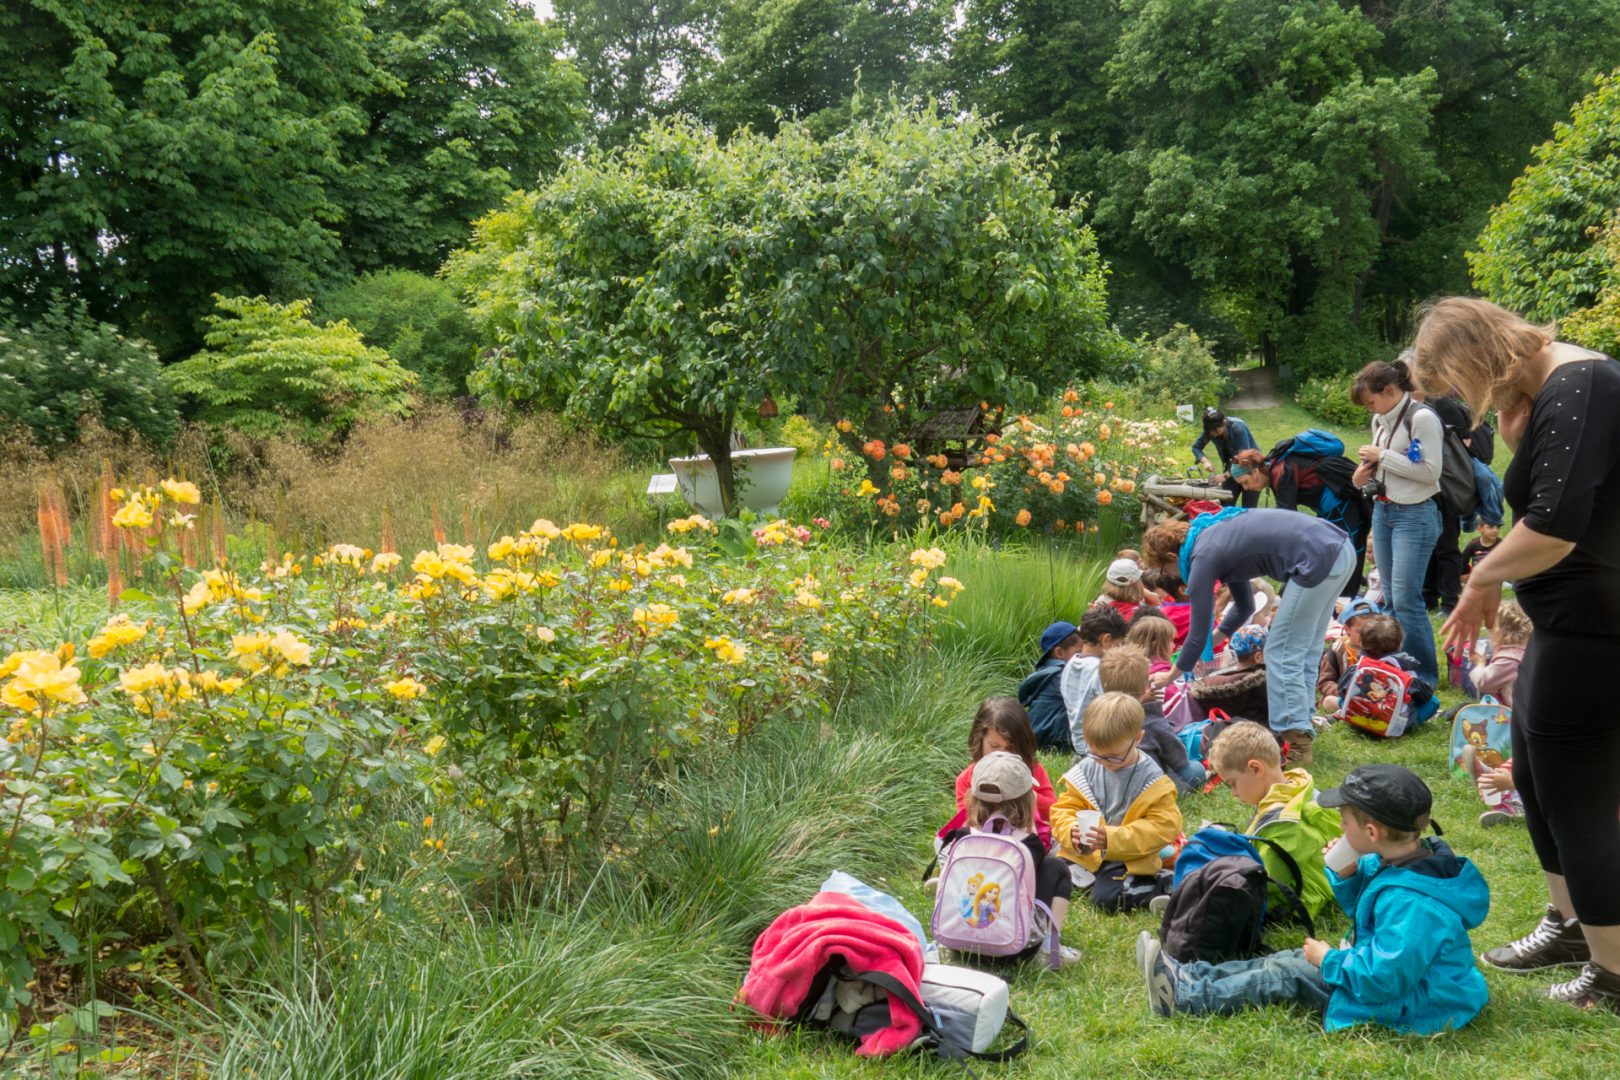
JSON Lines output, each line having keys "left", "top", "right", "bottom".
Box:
{"left": 1089, "top": 738, "right": 1140, "bottom": 765}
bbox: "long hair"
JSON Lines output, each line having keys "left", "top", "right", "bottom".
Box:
{"left": 1351, "top": 357, "right": 1416, "bottom": 405}
{"left": 1411, "top": 297, "right": 1554, "bottom": 418}
{"left": 967, "top": 696, "right": 1038, "bottom": 766}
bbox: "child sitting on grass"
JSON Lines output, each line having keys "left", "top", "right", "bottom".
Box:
{"left": 1127, "top": 614, "right": 1178, "bottom": 682}
{"left": 1334, "top": 615, "right": 1437, "bottom": 732}
{"left": 938, "top": 751, "right": 1080, "bottom": 967}
{"left": 1465, "top": 600, "right": 1531, "bottom": 708}
{"left": 1060, "top": 604, "right": 1128, "bottom": 754}
{"left": 1100, "top": 644, "right": 1206, "bottom": 793}
{"left": 1317, "top": 597, "right": 1377, "bottom": 714}
{"left": 937, "top": 697, "right": 1057, "bottom": 848}
{"left": 1053, "top": 692, "right": 1183, "bottom": 912}
{"left": 1201, "top": 721, "right": 1341, "bottom": 920}
{"left": 1188, "top": 624, "right": 1269, "bottom": 729}
{"left": 1097, "top": 558, "right": 1148, "bottom": 622}
{"left": 1139, "top": 764, "right": 1490, "bottom": 1035}
{"left": 1019, "top": 621, "right": 1086, "bottom": 751}
{"left": 1141, "top": 569, "right": 1191, "bottom": 648}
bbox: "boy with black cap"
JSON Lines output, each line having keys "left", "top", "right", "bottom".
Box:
{"left": 1138, "top": 764, "right": 1491, "bottom": 1034}
{"left": 1019, "top": 620, "right": 1083, "bottom": 751}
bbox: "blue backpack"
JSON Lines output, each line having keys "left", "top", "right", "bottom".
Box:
{"left": 1269, "top": 429, "right": 1345, "bottom": 462}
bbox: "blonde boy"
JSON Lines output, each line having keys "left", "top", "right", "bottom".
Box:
{"left": 1206, "top": 721, "right": 1342, "bottom": 919}
{"left": 1052, "top": 692, "right": 1183, "bottom": 912}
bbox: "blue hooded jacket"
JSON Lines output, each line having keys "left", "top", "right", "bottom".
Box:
{"left": 1319, "top": 839, "right": 1490, "bottom": 1035}
{"left": 1017, "top": 657, "right": 1071, "bottom": 752}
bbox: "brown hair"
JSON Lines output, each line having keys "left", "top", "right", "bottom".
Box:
{"left": 1083, "top": 691, "right": 1145, "bottom": 748}
{"left": 1357, "top": 614, "right": 1404, "bottom": 658}
{"left": 1208, "top": 720, "right": 1282, "bottom": 776}
{"left": 968, "top": 788, "right": 1036, "bottom": 831}
{"left": 1342, "top": 803, "right": 1425, "bottom": 844}
{"left": 968, "top": 696, "right": 1038, "bottom": 766}
{"left": 1115, "top": 548, "right": 1143, "bottom": 563}
{"left": 1495, "top": 600, "right": 1532, "bottom": 648}
{"left": 1351, "top": 358, "right": 1416, "bottom": 405}
{"left": 1411, "top": 297, "right": 1555, "bottom": 419}
{"left": 1142, "top": 568, "right": 1186, "bottom": 601}
{"left": 1126, "top": 615, "right": 1176, "bottom": 662}
{"left": 1142, "top": 520, "right": 1190, "bottom": 572}
{"left": 1098, "top": 643, "right": 1151, "bottom": 697}
{"left": 1231, "top": 448, "right": 1267, "bottom": 472}
{"left": 1102, "top": 578, "right": 1146, "bottom": 603}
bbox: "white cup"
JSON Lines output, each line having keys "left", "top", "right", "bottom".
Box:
{"left": 1074, "top": 810, "right": 1102, "bottom": 847}
{"left": 1324, "top": 837, "right": 1358, "bottom": 876}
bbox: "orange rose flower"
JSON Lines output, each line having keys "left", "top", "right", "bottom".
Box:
{"left": 1097, "top": 490, "right": 1114, "bottom": 506}
{"left": 863, "top": 439, "right": 886, "bottom": 461}
{"left": 892, "top": 443, "right": 912, "bottom": 459}
{"left": 1015, "top": 509, "right": 1033, "bottom": 527}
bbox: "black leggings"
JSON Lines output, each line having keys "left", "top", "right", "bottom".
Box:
{"left": 1512, "top": 630, "right": 1620, "bottom": 925}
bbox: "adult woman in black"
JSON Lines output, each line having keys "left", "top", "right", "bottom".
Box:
{"left": 1415, "top": 296, "right": 1620, "bottom": 1013}
{"left": 1228, "top": 445, "right": 1370, "bottom": 596}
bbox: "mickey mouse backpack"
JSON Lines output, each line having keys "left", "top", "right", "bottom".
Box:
{"left": 1337, "top": 655, "right": 1415, "bottom": 738}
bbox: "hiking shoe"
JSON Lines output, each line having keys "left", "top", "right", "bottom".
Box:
{"left": 1148, "top": 894, "right": 1170, "bottom": 918}
{"left": 1311, "top": 714, "right": 1335, "bottom": 733}
{"left": 1481, "top": 906, "right": 1590, "bottom": 971}
{"left": 1478, "top": 808, "right": 1517, "bottom": 828}
{"left": 1057, "top": 944, "right": 1083, "bottom": 969}
{"left": 1282, "top": 730, "right": 1314, "bottom": 767}
{"left": 1550, "top": 963, "right": 1620, "bottom": 1013}
{"left": 1138, "top": 931, "right": 1177, "bottom": 1018}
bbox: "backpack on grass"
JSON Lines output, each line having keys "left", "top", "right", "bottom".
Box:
{"left": 1337, "top": 655, "right": 1416, "bottom": 738}
{"left": 797, "top": 961, "right": 1030, "bottom": 1065}
{"left": 929, "top": 815, "right": 1060, "bottom": 969}
{"left": 1160, "top": 828, "right": 1315, "bottom": 964}
{"left": 1449, "top": 695, "right": 1512, "bottom": 776}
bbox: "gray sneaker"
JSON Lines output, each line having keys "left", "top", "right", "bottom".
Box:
{"left": 1057, "top": 944, "right": 1084, "bottom": 969}
{"left": 1478, "top": 808, "right": 1517, "bottom": 828}
{"left": 1138, "top": 930, "right": 1178, "bottom": 1018}
{"left": 1149, "top": 894, "right": 1170, "bottom": 917}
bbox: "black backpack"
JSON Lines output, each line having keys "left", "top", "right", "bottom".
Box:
{"left": 1159, "top": 835, "right": 1315, "bottom": 964}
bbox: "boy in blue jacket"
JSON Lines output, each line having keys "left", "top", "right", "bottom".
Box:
{"left": 1018, "top": 621, "right": 1084, "bottom": 751}
{"left": 1139, "top": 764, "right": 1490, "bottom": 1035}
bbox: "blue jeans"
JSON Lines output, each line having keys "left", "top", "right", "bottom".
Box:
{"left": 1267, "top": 538, "right": 1356, "bottom": 736}
{"left": 1172, "top": 947, "right": 1331, "bottom": 1015}
{"left": 1372, "top": 499, "right": 1443, "bottom": 683}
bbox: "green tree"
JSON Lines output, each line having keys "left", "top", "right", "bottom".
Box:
{"left": 448, "top": 102, "right": 1116, "bottom": 510}
{"left": 166, "top": 295, "right": 416, "bottom": 439}
{"left": 553, "top": 0, "right": 718, "bottom": 146}
{"left": 1471, "top": 71, "right": 1620, "bottom": 323}
{"left": 0, "top": 299, "right": 179, "bottom": 449}
{"left": 321, "top": 270, "right": 482, "bottom": 397}
{"left": 1098, "top": 0, "right": 1437, "bottom": 374}
{"left": 0, "top": 1, "right": 383, "bottom": 355}
{"left": 689, "top": 0, "right": 948, "bottom": 137}
{"left": 1563, "top": 217, "right": 1620, "bottom": 353}
{"left": 332, "top": 0, "right": 587, "bottom": 275}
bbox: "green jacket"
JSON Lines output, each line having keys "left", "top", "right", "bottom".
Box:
{"left": 1246, "top": 769, "right": 1342, "bottom": 919}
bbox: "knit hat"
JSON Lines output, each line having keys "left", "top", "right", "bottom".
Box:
{"left": 1229, "top": 624, "right": 1268, "bottom": 659}
{"left": 1105, "top": 558, "right": 1143, "bottom": 586}
{"left": 971, "top": 751, "right": 1034, "bottom": 804}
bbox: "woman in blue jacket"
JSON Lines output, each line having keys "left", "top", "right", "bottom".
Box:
{"left": 1191, "top": 408, "right": 1259, "bottom": 508}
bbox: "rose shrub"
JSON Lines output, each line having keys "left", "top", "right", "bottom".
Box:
{"left": 0, "top": 486, "right": 949, "bottom": 1034}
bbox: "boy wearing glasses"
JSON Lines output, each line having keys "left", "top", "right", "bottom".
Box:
{"left": 1052, "top": 692, "right": 1184, "bottom": 912}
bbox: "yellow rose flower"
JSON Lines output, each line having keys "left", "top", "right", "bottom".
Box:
{"left": 422, "top": 734, "right": 447, "bottom": 757}
{"left": 534, "top": 626, "right": 557, "bottom": 644}
{"left": 704, "top": 636, "right": 748, "bottom": 664}
{"left": 722, "top": 588, "right": 757, "bottom": 605}
{"left": 632, "top": 604, "right": 679, "bottom": 634}
{"left": 528, "top": 518, "right": 563, "bottom": 539}
{"left": 371, "top": 552, "right": 401, "bottom": 574}
{"left": 112, "top": 498, "right": 153, "bottom": 529}
{"left": 87, "top": 614, "right": 149, "bottom": 658}
{"left": 907, "top": 547, "right": 947, "bottom": 569}
{"left": 561, "top": 523, "right": 604, "bottom": 543}
{"left": 160, "top": 479, "right": 202, "bottom": 505}
{"left": 384, "top": 676, "right": 427, "bottom": 700}
{"left": 908, "top": 567, "right": 930, "bottom": 589}
{"left": 1, "top": 651, "right": 86, "bottom": 712}
{"left": 811, "top": 650, "right": 830, "bottom": 666}
{"left": 269, "top": 630, "right": 313, "bottom": 667}
{"left": 118, "top": 662, "right": 173, "bottom": 696}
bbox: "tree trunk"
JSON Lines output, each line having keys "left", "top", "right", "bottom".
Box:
{"left": 695, "top": 427, "right": 737, "bottom": 515}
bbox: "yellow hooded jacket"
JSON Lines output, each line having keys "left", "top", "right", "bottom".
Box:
{"left": 1052, "top": 760, "right": 1182, "bottom": 874}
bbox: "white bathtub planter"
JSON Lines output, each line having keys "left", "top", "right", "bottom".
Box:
{"left": 668, "top": 447, "right": 798, "bottom": 517}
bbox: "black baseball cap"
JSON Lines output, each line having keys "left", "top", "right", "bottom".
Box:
{"left": 1318, "top": 764, "right": 1441, "bottom": 834}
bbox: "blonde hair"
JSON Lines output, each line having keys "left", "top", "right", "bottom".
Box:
{"left": 1098, "top": 643, "right": 1151, "bottom": 697}
{"left": 968, "top": 789, "right": 1035, "bottom": 831}
{"left": 1495, "top": 601, "right": 1533, "bottom": 647}
{"left": 1411, "top": 296, "right": 1555, "bottom": 419}
{"left": 1102, "top": 578, "right": 1146, "bottom": 603}
{"left": 1115, "top": 548, "right": 1143, "bottom": 563}
{"left": 1083, "top": 691, "right": 1145, "bottom": 748}
{"left": 1126, "top": 616, "right": 1176, "bottom": 663}
{"left": 1208, "top": 720, "right": 1282, "bottom": 776}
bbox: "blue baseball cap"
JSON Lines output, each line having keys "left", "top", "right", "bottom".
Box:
{"left": 1039, "top": 621, "right": 1077, "bottom": 658}
{"left": 1341, "top": 597, "right": 1379, "bottom": 624}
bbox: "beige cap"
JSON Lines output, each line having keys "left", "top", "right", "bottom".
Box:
{"left": 971, "top": 751, "right": 1034, "bottom": 803}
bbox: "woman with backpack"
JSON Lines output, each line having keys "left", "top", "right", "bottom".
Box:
{"left": 1348, "top": 358, "right": 1444, "bottom": 685}
{"left": 1229, "top": 440, "right": 1370, "bottom": 596}
{"left": 1415, "top": 296, "right": 1620, "bottom": 1013}
{"left": 1143, "top": 508, "right": 1357, "bottom": 766}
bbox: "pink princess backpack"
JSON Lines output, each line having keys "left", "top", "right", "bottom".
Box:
{"left": 929, "top": 815, "right": 1060, "bottom": 969}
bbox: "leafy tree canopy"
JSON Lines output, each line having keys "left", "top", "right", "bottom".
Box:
{"left": 165, "top": 295, "right": 416, "bottom": 439}
{"left": 321, "top": 269, "right": 482, "bottom": 397}
{"left": 553, "top": 0, "right": 718, "bottom": 146}
{"left": 332, "top": 0, "right": 587, "bottom": 276}
{"left": 1471, "top": 71, "right": 1620, "bottom": 323}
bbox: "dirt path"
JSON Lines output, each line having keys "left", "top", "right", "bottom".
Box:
{"left": 1224, "top": 366, "right": 1281, "bottom": 410}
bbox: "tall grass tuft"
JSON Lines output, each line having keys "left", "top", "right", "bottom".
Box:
{"left": 209, "top": 894, "right": 744, "bottom": 1080}
{"left": 937, "top": 536, "right": 1110, "bottom": 675}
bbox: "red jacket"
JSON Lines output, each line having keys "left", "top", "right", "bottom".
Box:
{"left": 939, "top": 761, "right": 1055, "bottom": 848}
{"left": 738, "top": 891, "right": 926, "bottom": 1056}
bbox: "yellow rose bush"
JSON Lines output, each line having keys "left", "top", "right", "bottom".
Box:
{"left": 0, "top": 497, "right": 944, "bottom": 1028}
